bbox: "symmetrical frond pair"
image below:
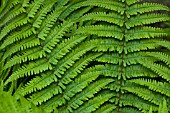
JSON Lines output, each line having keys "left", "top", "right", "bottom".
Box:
{"left": 0, "top": 0, "right": 170, "bottom": 113}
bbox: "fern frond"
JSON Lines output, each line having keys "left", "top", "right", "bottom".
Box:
{"left": 28, "top": 64, "right": 103, "bottom": 106}
{"left": 158, "top": 99, "right": 168, "bottom": 113}
{"left": 76, "top": 25, "right": 122, "bottom": 40}
{"left": 139, "top": 61, "right": 170, "bottom": 81}
{"left": 0, "top": 4, "right": 26, "bottom": 28}
{"left": 73, "top": 91, "right": 113, "bottom": 113}
{"left": 68, "top": 6, "right": 92, "bottom": 19}
{"left": 1, "top": 0, "right": 169, "bottom": 112}
{"left": 80, "top": 12, "right": 124, "bottom": 26}
{"left": 124, "top": 39, "right": 164, "bottom": 53}
{"left": 92, "top": 39, "right": 123, "bottom": 53}
{"left": 59, "top": 0, "right": 124, "bottom": 19}
{"left": 48, "top": 35, "right": 87, "bottom": 65}
{"left": 29, "top": 83, "right": 63, "bottom": 105}
{"left": 5, "top": 59, "right": 52, "bottom": 85}
{"left": 51, "top": 41, "right": 96, "bottom": 78}
{"left": 119, "top": 108, "right": 142, "bottom": 113}
{"left": 16, "top": 54, "right": 102, "bottom": 97}
{"left": 0, "top": 83, "right": 46, "bottom": 113}
{"left": 93, "top": 104, "right": 117, "bottom": 113}
{"left": 120, "top": 94, "right": 158, "bottom": 112}
{"left": 32, "top": 2, "right": 55, "bottom": 28}
{"left": 126, "top": 14, "right": 170, "bottom": 29}
{"left": 125, "top": 27, "right": 168, "bottom": 41}
{"left": 63, "top": 65, "right": 105, "bottom": 101}
{"left": 0, "top": 0, "right": 21, "bottom": 20}
{"left": 142, "top": 52, "right": 170, "bottom": 67}
{"left": 42, "top": 20, "right": 74, "bottom": 52}
{"left": 96, "top": 52, "right": 156, "bottom": 66}
{"left": 56, "top": 53, "right": 102, "bottom": 88}
{"left": 27, "top": 0, "right": 45, "bottom": 18}
{"left": 15, "top": 71, "right": 57, "bottom": 96}
{"left": 0, "top": 14, "right": 30, "bottom": 41}
{"left": 123, "top": 83, "right": 164, "bottom": 105}
{"left": 3, "top": 47, "right": 46, "bottom": 70}
{"left": 2, "top": 36, "right": 40, "bottom": 60}
{"left": 127, "top": 3, "right": 170, "bottom": 17}
{"left": 125, "top": 65, "right": 158, "bottom": 78}
{"left": 129, "top": 79, "right": 170, "bottom": 97}
{"left": 58, "top": 79, "right": 114, "bottom": 113}
{"left": 38, "top": 7, "right": 66, "bottom": 40}
{"left": 0, "top": 26, "right": 36, "bottom": 50}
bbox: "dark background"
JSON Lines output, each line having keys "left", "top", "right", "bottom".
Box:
{"left": 144, "top": 0, "right": 170, "bottom": 7}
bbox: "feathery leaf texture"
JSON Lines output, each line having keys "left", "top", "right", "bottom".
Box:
{"left": 0, "top": 0, "right": 170, "bottom": 113}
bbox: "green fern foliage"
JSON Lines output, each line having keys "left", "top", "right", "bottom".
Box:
{"left": 0, "top": 0, "right": 170, "bottom": 113}
{"left": 0, "top": 82, "right": 48, "bottom": 113}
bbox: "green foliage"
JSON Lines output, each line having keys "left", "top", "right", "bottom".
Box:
{"left": 0, "top": 82, "right": 48, "bottom": 113}
{"left": 0, "top": 0, "right": 170, "bottom": 113}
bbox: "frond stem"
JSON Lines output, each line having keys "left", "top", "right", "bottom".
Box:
{"left": 117, "top": 0, "right": 127, "bottom": 112}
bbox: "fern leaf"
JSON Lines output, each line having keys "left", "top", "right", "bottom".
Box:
{"left": 76, "top": 25, "right": 122, "bottom": 40}
{"left": 42, "top": 21, "right": 74, "bottom": 52}
{"left": 0, "top": 14, "right": 30, "bottom": 42}
{"left": 158, "top": 99, "right": 168, "bottom": 113}
{"left": 3, "top": 47, "right": 46, "bottom": 70}
{"left": 93, "top": 104, "right": 117, "bottom": 113}
{"left": 129, "top": 79, "right": 170, "bottom": 97}
{"left": 96, "top": 52, "right": 156, "bottom": 66}
{"left": 0, "top": 0, "right": 21, "bottom": 19}
{"left": 127, "top": 3, "right": 170, "bottom": 17}
{"left": 120, "top": 94, "right": 158, "bottom": 112}
{"left": 0, "top": 4, "right": 26, "bottom": 28}
{"left": 37, "top": 7, "right": 66, "bottom": 40}
{"left": 68, "top": 6, "right": 92, "bottom": 19}
{"left": 73, "top": 91, "right": 113, "bottom": 113}
{"left": 56, "top": 53, "right": 102, "bottom": 89}
{"left": 16, "top": 71, "right": 57, "bottom": 96}
{"left": 80, "top": 12, "right": 124, "bottom": 26}
{"left": 142, "top": 52, "right": 170, "bottom": 67}
{"left": 27, "top": 0, "right": 45, "bottom": 18}
{"left": 0, "top": 26, "right": 36, "bottom": 50}
{"left": 28, "top": 65, "right": 102, "bottom": 105}
{"left": 2, "top": 36, "right": 40, "bottom": 60}
{"left": 126, "top": 14, "right": 170, "bottom": 29}
{"left": 5, "top": 59, "right": 52, "bottom": 85}
{"left": 29, "top": 83, "right": 63, "bottom": 105}
{"left": 126, "top": 0, "right": 141, "bottom": 5}
{"left": 125, "top": 65, "right": 158, "bottom": 78}
{"left": 59, "top": 79, "right": 114, "bottom": 113}
{"left": 16, "top": 53, "right": 101, "bottom": 97}
{"left": 48, "top": 35, "right": 87, "bottom": 65}
{"left": 52, "top": 41, "right": 96, "bottom": 78}
{"left": 59, "top": 0, "right": 124, "bottom": 19}
{"left": 123, "top": 83, "right": 164, "bottom": 105}
{"left": 92, "top": 39, "right": 123, "bottom": 53}
{"left": 139, "top": 61, "right": 170, "bottom": 81}
{"left": 63, "top": 65, "right": 105, "bottom": 101}
{"left": 125, "top": 27, "right": 168, "bottom": 41}
{"left": 124, "top": 39, "right": 163, "bottom": 53}
{"left": 0, "top": 84, "right": 46, "bottom": 113}
{"left": 41, "top": 94, "right": 66, "bottom": 113}
{"left": 32, "top": 2, "right": 54, "bottom": 28}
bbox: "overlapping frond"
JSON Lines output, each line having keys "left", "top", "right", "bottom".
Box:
{"left": 0, "top": 82, "right": 47, "bottom": 113}
{"left": 0, "top": 0, "right": 170, "bottom": 113}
